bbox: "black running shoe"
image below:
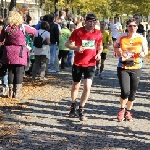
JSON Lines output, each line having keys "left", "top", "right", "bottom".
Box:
{"left": 69, "top": 104, "right": 77, "bottom": 118}
{"left": 77, "top": 108, "right": 87, "bottom": 121}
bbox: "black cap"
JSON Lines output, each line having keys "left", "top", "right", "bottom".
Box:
{"left": 85, "top": 13, "right": 97, "bottom": 21}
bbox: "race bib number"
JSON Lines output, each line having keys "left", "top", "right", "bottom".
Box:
{"left": 122, "top": 50, "right": 136, "bottom": 61}
{"left": 82, "top": 40, "right": 95, "bottom": 49}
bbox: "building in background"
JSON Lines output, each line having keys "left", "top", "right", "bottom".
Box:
{"left": 0, "top": 0, "right": 45, "bottom": 25}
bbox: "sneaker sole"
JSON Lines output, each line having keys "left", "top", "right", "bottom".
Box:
{"left": 69, "top": 114, "right": 77, "bottom": 118}
{"left": 77, "top": 110, "right": 87, "bottom": 121}
{"left": 125, "top": 118, "right": 133, "bottom": 122}
{"left": 117, "top": 118, "right": 125, "bottom": 122}
{"left": 79, "top": 117, "right": 88, "bottom": 121}
{"left": 69, "top": 112, "right": 77, "bottom": 118}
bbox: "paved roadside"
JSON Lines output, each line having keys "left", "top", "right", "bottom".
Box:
{"left": 0, "top": 49, "right": 150, "bottom": 150}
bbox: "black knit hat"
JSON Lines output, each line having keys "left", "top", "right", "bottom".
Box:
{"left": 85, "top": 13, "right": 97, "bottom": 21}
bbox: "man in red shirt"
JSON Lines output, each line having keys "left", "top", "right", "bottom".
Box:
{"left": 65, "top": 13, "right": 103, "bottom": 121}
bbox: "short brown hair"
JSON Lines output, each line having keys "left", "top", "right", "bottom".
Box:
{"left": 126, "top": 18, "right": 137, "bottom": 25}
{"left": 40, "top": 21, "right": 50, "bottom": 30}
{"left": 100, "top": 21, "right": 106, "bottom": 25}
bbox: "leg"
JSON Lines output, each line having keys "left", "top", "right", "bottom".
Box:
{"left": 32, "top": 55, "right": 41, "bottom": 80}
{"left": 40, "top": 55, "right": 47, "bottom": 79}
{"left": 127, "top": 69, "right": 141, "bottom": 108}
{"left": 99, "top": 53, "right": 106, "bottom": 79}
{"left": 8, "top": 65, "right": 15, "bottom": 98}
{"left": 61, "top": 50, "right": 69, "bottom": 69}
{"left": 13, "top": 65, "right": 25, "bottom": 99}
{"left": 49, "top": 44, "right": 56, "bottom": 71}
{"left": 100, "top": 59, "right": 105, "bottom": 73}
{"left": 100, "top": 53, "right": 106, "bottom": 74}
{"left": 2, "top": 74, "right": 8, "bottom": 87}
{"left": 66, "top": 50, "right": 74, "bottom": 66}
{"left": 54, "top": 48, "right": 59, "bottom": 71}
{"left": 117, "top": 67, "right": 130, "bottom": 121}
{"left": 80, "top": 78, "right": 92, "bottom": 107}
{"left": 69, "top": 65, "right": 83, "bottom": 118}
{"left": 112, "top": 38, "right": 117, "bottom": 57}
{"left": 77, "top": 66, "right": 95, "bottom": 121}
{"left": 2, "top": 74, "right": 9, "bottom": 96}
{"left": 125, "top": 69, "right": 141, "bottom": 121}
{"left": 95, "top": 59, "right": 100, "bottom": 76}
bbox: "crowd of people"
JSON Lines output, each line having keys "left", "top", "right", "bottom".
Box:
{"left": 0, "top": 10, "right": 148, "bottom": 122}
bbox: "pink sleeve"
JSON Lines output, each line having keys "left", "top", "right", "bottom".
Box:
{"left": 24, "top": 24, "right": 37, "bottom": 35}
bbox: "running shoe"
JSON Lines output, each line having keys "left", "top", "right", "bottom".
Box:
{"left": 125, "top": 111, "right": 133, "bottom": 121}
{"left": 77, "top": 108, "right": 87, "bottom": 121}
{"left": 117, "top": 109, "right": 125, "bottom": 121}
{"left": 69, "top": 104, "right": 77, "bottom": 118}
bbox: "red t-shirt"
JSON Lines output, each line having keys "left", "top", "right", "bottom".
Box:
{"left": 69, "top": 26, "right": 102, "bottom": 67}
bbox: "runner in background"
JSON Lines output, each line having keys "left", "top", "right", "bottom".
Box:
{"left": 109, "top": 16, "right": 122, "bottom": 57}
{"left": 95, "top": 21, "right": 112, "bottom": 79}
{"left": 133, "top": 14, "right": 146, "bottom": 37}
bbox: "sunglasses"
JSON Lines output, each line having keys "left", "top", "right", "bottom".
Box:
{"left": 128, "top": 25, "right": 137, "bottom": 27}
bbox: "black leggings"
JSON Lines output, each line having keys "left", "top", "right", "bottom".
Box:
{"left": 117, "top": 67, "right": 141, "bottom": 101}
{"left": 8, "top": 65, "right": 25, "bottom": 84}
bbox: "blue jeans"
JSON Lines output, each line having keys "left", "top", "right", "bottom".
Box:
{"left": 0, "top": 74, "right": 8, "bottom": 87}
{"left": 66, "top": 50, "right": 74, "bottom": 65}
{"left": 49, "top": 44, "right": 57, "bottom": 70}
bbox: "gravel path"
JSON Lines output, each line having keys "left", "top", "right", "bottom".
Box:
{"left": 0, "top": 48, "right": 150, "bottom": 150}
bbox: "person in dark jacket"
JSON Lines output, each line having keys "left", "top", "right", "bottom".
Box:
{"left": 133, "top": 14, "right": 146, "bottom": 37}
{"left": 48, "top": 13, "right": 59, "bottom": 72}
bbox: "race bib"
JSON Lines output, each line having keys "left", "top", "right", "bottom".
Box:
{"left": 82, "top": 40, "right": 95, "bottom": 49}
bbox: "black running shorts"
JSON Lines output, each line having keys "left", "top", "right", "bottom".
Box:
{"left": 101, "top": 53, "right": 106, "bottom": 60}
{"left": 72, "top": 64, "right": 95, "bottom": 82}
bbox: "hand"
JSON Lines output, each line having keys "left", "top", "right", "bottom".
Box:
{"left": 115, "top": 48, "right": 122, "bottom": 57}
{"left": 75, "top": 46, "right": 85, "bottom": 53}
{"left": 139, "top": 51, "right": 146, "bottom": 58}
{"left": 95, "top": 53, "right": 101, "bottom": 60}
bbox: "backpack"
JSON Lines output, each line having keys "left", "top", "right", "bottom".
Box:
{"left": 34, "top": 31, "right": 45, "bottom": 48}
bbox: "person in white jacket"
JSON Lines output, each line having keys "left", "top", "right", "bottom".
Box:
{"left": 32, "top": 21, "right": 50, "bottom": 81}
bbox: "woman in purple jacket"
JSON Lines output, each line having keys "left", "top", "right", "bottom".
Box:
{"left": 0, "top": 11, "right": 37, "bottom": 99}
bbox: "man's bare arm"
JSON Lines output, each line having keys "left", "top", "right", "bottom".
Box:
{"left": 65, "top": 40, "right": 85, "bottom": 53}
{"left": 65, "top": 40, "right": 77, "bottom": 50}
{"left": 96, "top": 41, "right": 103, "bottom": 54}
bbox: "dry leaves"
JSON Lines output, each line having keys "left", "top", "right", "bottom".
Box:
{"left": 144, "top": 50, "right": 150, "bottom": 65}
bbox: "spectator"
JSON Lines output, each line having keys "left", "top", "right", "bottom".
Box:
{"left": 32, "top": 21, "right": 50, "bottom": 80}
{"left": 133, "top": 14, "right": 146, "bottom": 37}
{"left": 58, "top": 21, "right": 71, "bottom": 69}
{"left": 48, "top": 13, "right": 59, "bottom": 73}
{"left": 0, "top": 11, "right": 36, "bottom": 99}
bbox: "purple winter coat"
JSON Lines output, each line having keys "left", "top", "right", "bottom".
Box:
{"left": 0, "top": 24, "right": 37, "bottom": 66}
